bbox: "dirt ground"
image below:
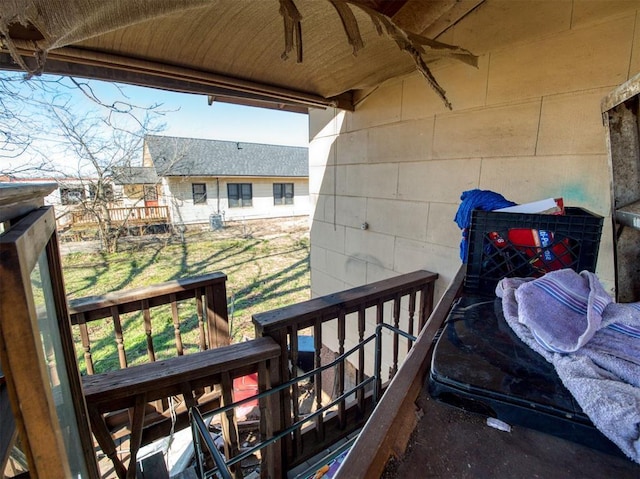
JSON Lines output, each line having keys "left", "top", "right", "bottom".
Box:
{"left": 59, "top": 216, "right": 309, "bottom": 255}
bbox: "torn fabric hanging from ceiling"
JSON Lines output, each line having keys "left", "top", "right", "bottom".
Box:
{"left": 278, "top": 0, "right": 478, "bottom": 109}
{"left": 0, "top": 0, "right": 480, "bottom": 111}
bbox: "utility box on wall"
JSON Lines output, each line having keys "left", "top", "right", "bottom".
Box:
{"left": 602, "top": 73, "right": 640, "bottom": 302}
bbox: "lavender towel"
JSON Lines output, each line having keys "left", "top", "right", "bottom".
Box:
{"left": 496, "top": 270, "right": 640, "bottom": 463}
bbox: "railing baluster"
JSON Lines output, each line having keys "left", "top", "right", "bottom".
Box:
{"left": 77, "top": 312, "right": 95, "bottom": 375}
{"left": 391, "top": 294, "right": 401, "bottom": 378}
{"left": 313, "top": 318, "right": 324, "bottom": 440}
{"left": 357, "top": 306, "right": 365, "bottom": 414}
{"left": 407, "top": 291, "right": 416, "bottom": 353}
{"left": 288, "top": 327, "right": 302, "bottom": 455}
{"left": 376, "top": 298, "right": 384, "bottom": 326}
{"left": 221, "top": 372, "right": 242, "bottom": 479}
{"left": 170, "top": 293, "right": 184, "bottom": 355}
{"left": 337, "top": 310, "right": 346, "bottom": 429}
{"left": 419, "top": 283, "right": 434, "bottom": 330}
{"left": 374, "top": 301, "right": 384, "bottom": 399}
{"left": 142, "top": 299, "right": 156, "bottom": 363}
{"left": 196, "top": 287, "right": 206, "bottom": 351}
{"left": 111, "top": 306, "right": 127, "bottom": 369}
{"left": 69, "top": 273, "right": 228, "bottom": 376}
{"left": 257, "top": 360, "right": 274, "bottom": 479}
{"left": 278, "top": 329, "right": 294, "bottom": 465}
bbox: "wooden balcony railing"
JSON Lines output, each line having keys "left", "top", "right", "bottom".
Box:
{"left": 82, "top": 337, "right": 280, "bottom": 479}
{"left": 335, "top": 266, "right": 464, "bottom": 478}
{"left": 73, "top": 270, "right": 438, "bottom": 478}
{"left": 70, "top": 205, "right": 169, "bottom": 226}
{"left": 68, "top": 272, "right": 229, "bottom": 375}
{"left": 252, "top": 270, "right": 438, "bottom": 468}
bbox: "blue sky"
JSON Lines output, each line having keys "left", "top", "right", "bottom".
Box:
{"left": 93, "top": 80, "right": 310, "bottom": 147}
{"left": 2, "top": 75, "right": 309, "bottom": 175}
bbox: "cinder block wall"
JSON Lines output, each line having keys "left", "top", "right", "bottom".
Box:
{"left": 309, "top": 1, "right": 640, "bottom": 365}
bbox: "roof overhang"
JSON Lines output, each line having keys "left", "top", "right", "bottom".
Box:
{"left": 0, "top": 0, "right": 482, "bottom": 112}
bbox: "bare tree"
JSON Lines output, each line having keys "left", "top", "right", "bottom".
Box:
{"left": 0, "top": 72, "right": 167, "bottom": 253}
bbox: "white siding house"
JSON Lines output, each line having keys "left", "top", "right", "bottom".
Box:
{"left": 141, "top": 135, "right": 309, "bottom": 227}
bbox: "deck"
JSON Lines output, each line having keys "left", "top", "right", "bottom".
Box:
{"left": 382, "top": 372, "right": 639, "bottom": 478}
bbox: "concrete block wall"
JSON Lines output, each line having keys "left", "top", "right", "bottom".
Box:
{"left": 309, "top": 1, "right": 640, "bottom": 360}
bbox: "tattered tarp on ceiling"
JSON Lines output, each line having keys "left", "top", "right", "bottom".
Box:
{"left": 0, "top": 0, "right": 481, "bottom": 112}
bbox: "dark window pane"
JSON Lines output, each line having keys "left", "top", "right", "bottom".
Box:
{"left": 284, "top": 183, "right": 294, "bottom": 205}
{"left": 228, "top": 183, "right": 252, "bottom": 207}
{"left": 273, "top": 183, "right": 283, "bottom": 205}
{"left": 228, "top": 183, "right": 239, "bottom": 208}
{"left": 144, "top": 186, "right": 158, "bottom": 201}
{"left": 273, "top": 183, "right": 293, "bottom": 205}
{"left": 192, "top": 183, "right": 207, "bottom": 204}
{"left": 60, "top": 187, "right": 85, "bottom": 205}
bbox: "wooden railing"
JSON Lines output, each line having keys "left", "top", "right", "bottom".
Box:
{"left": 82, "top": 337, "right": 280, "bottom": 479}
{"left": 336, "top": 266, "right": 464, "bottom": 478}
{"left": 68, "top": 272, "right": 229, "bottom": 375}
{"left": 70, "top": 205, "right": 169, "bottom": 226}
{"left": 73, "top": 270, "right": 438, "bottom": 478}
{"left": 252, "top": 269, "right": 438, "bottom": 469}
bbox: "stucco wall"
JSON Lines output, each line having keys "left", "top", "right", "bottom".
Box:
{"left": 309, "top": 1, "right": 640, "bottom": 368}
{"left": 164, "top": 176, "right": 309, "bottom": 225}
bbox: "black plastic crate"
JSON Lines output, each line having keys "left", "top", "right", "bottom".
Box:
{"left": 465, "top": 207, "right": 603, "bottom": 292}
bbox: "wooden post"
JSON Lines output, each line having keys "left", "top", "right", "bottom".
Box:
{"left": 391, "top": 294, "right": 401, "bottom": 378}
{"left": 77, "top": 312, "right": 95, "bottom": 375}
{"left": 337, "top": 310, "right": 346, "bottom": 429}
{"left": 357, "top": 307, "right": 365, "bottom": 415}
{"left": 220, "top": 372, "right": 242, "bottom": 478}
{"left": 196, "top": 288, "right": 206, "bottom": 351}
{"left": 170, "top": 293, "right": 184, "bottom": 355}
{"left": 407, "top": 291, "right": 416, "bottom": 353}
{"left": 313, "top": 319, "right": 325, "bottom": 440}
{"left": 206, "top": 282, "right": 230, "bottom": 348}
{"left": 142, "top": 299, "right": 156, "bottom": 363}
{"left": 111, "top": 306, "right": 128, "bottom": 369}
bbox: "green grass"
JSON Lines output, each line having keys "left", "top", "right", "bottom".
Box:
{"left": 62, "top": 227, "right": 310, "bottom": 374}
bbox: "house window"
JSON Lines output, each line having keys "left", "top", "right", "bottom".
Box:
{"left": 144, "top": 185, "right": 158, "bottom": 201}
{"left": 59, "top": 187, "right": 85, "bottom": 205}
{"left": 192, "top": 183, "right": 207, "bottom": 204}
{"left": 88, "top": 183, "right": 114, "bottom": 202}
{"left": 227, "top": 183, "right": 252, "bottom": 208}
{"left": 273, "top": 183, "right": 294, "bottom": 205}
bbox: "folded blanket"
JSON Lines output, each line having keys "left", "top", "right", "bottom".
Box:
{"left": 513, "top": 269, "right": 612, "bottom": 353}
{"left": 496, "top": 270, "right": 640, "bottom": 463}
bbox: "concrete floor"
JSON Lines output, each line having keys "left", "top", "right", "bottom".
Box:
{"left": 383, "top": 384, "right": 640, "bottom": 479}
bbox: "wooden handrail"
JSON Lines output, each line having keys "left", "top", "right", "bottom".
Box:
{"left": 83, "top": 337, "right": 281, "bottom": 479}
{"left": 253, "top": 270, "right": 437, "bottom": 334}
{"left": 69, "top": 273, "right": 229, "bottom": 374}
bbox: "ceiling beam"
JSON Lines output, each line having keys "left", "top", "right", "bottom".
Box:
{"left": 0, "top": 45, "right": 354, "bottom": 112}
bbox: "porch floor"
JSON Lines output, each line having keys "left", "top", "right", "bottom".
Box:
{"left": 382, "top": 380, "right": 640, "bottom": 479}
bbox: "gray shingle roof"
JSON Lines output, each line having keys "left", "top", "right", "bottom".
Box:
{"left": 145, "top": 135, "right": 308, "bottom": 178}
{"left": 112, "top": 166, "right": 159, "bottom": 184}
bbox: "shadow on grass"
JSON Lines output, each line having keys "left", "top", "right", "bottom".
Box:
{"left": 71, "top": 238, "right": 310, "bottom": 374}
{"left": 64, "top": 241, "right": 167, "bottom": 297}
{"left": 230, "top": 257, "right": 310, "bottom": 312}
